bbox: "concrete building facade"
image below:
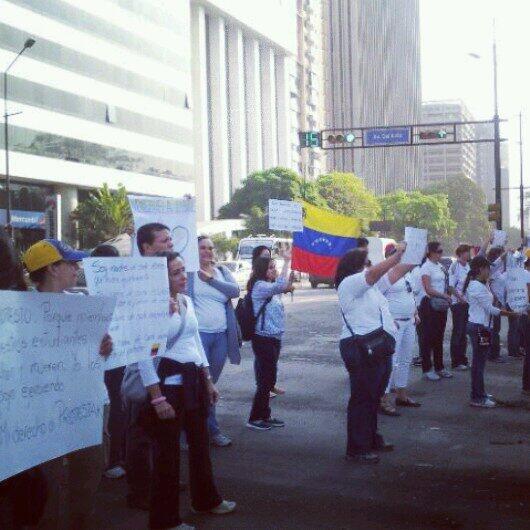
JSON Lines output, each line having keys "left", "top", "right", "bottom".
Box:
{"left": 322, "top": 0, "right": 422, "bottom": 194}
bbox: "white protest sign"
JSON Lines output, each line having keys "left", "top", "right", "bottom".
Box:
{"left": 0, "top": 291, "right": 115, "bottom": 481}
{"left": 268, "top": 199, "right": 303, "bottom": 232}
{"left": 492, "top": 230, "right": 507, "bottom": 248}
{"left": 401, "top": 227, "right": 428, "bottom": 265}
{"left": 129, "top": 195, "right": 199, "bottom": 271}
{"left": 83, "top": 257, "right": 170, "bottom": 369}
{"left": 506, "top": 260, "right": 529, "bottom": 313}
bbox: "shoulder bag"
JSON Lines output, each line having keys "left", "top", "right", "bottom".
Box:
{"left": 429, "top": 264, "right": 450, "bottom": 312}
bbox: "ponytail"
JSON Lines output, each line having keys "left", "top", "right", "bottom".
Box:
{"left": 463, "top": 256, "right": 490, "bottom": 294}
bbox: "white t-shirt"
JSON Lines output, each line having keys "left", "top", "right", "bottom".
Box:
{"left": 377, "top": 273, "right": 416, "bottom": 319}
{"left": 193, "top": 269, "right": 228, "bottom": 333}
{"left": 420, "top": 259, "right": 447, "bottom": 301}
{"left": 467, "top": 280, "right": 501, "bottom": 327}
{"left": 338, "top": 272, "right": 397, "bottom": 340}
{"left": 448, "top": 261, "right": 470, "bottom": 304}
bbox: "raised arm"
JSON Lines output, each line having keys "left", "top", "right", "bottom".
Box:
{"left": 207, "top": 266, "right": 240, "bottom": 298}
{"left": 365, "top": 243, "right": 406, "bottom": 286}
{"left": 386, "top": 263, "right": 415, "bottom": 286}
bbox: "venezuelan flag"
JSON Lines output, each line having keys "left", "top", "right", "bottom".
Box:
{"left": 292, "top": 202, "right": 362, "bottom": 277}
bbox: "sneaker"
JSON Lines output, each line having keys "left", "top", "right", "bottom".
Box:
{"left": 345, "top": 452, "right": 380, "bottom": 464}
{"left": 210, "top": 500, "right": 237, "bottom": 515}
{"left": 246, "top": 420, "right": 272, "bottom": 431}
{"left": 169, "top": 524, "right": 195, "bottom": 530}
{"left": 454, "top": 364, "right": 469, "bottom": 371}
{"left": 211, "top": 433, "right": 232, "bottom": 447}
{"left": 470, "top": 398, "right": 496, "bottom": 408}
{"left": 103, "top": 465, "right": 126, "bottom": 479}
{"left": 423, "top": 370, "right": 441, "bottom": 381}
{"left": 265, "top": 418, "right": 285, "bottom": 428}
{"left": 271, "top": 386, "right": 286, "bottom": 395}
{"left": 436, "top": 369, "right": 453, "bottom": 378}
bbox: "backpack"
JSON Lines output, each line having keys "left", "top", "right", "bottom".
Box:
{"left": 235, "top": 290, "right": 272, "bottom": 342}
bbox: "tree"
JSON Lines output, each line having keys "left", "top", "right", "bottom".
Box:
{"left": 425, "top": 175, "right": 490, "bottom": 247}
{"left": 72, "top": 183, "right": 132, "bottom": 248}
{"left": 211, "top": 233, "right": 239, "bottom": 260}
{"left": 379, "top": 190, "right": 456, "bottom": 241}
{"left": 315, "top": 172, "right": 380, "bottom": 221}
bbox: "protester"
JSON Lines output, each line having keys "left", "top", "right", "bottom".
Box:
{"left": 522, "top": 258, "right": 530, "bottom": 395}
{"left": 448, "top": 244, "right": 471, "bottom": 371}
{"left": 187, "top": 236, "right": 241, "bottom": 447}
{"left": 21, "top": 239, "right": 112, "bottom": 530}
{"left": 418, "top": 241, "right": 453, "bottom": 381}
{"left": 246, "top": 250, "right": 294, "bottom": 430}
{"left": 125, "top": 222, "right": 174, "bottom": 510}
{"left": 463, "top": 256, "right": 516, "bottom": 408}
{"left": 336, "top": 243, "right": 411, "bottom": 464}
{"left": 89, "top": 244, "right": 128, "bottom": 479}
{"left": 138, "top": 251, "right": 236, "bottom": 529}
{"left": 379, "top": 245, "right": 420, "bottom": 416}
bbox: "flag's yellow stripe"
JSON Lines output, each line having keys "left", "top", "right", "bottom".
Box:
{"left": 300, "top": 201, "right": 362, "bottom": 238}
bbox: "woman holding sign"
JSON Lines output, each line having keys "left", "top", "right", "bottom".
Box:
{"left": 187, "top": 236, "right": 241, "bottom": 447}
{"left": 138, "top": 251, "right": 235, "bottom": 530}
{"left": 463, "top": 256, "right": 516, "bottom": 408}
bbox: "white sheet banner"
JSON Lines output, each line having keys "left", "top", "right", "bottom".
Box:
{"left": 83, "top": 257, "right": 170, "bottom": 368}
{"left": 506, "top": 266, "right": 529, "bottom": 313}
{"left": 0, "top": 291, "right": 115, "bottom": 480}
{"left": 268, "top": 199, "right": 303, "bottom": 232}
{"left": 128, "top": 195, "right": 199, "bottom": 271}
{"left": 401, "top": 227, "right": 428, "bottom": 265}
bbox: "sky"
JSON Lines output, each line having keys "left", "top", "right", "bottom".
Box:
{"left": 420, "top": 0, "right": 529, "bottom": 226}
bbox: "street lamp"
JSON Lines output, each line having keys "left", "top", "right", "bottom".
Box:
{"left": 3, "top": 37, "right": 35, "bottom": 237}
{"left": 468, "top": 23, "right": 502, "bottom": 229}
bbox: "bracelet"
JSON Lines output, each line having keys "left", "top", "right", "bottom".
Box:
{"left": 151, "top": 396, "right": 167, "bottom": 405}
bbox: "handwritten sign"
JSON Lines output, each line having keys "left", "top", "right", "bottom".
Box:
{"left": 401, "top": 227, "right": 428, "bottom": 265}
{"left": 129, "top": 195, "right": 199, "bottom": 271}
{"left": 492, "top": 230, "right": 507, "bottom": 248}
{"left": 83, "top": 257, "right": 170, "bottom": 369}
{"left": 268, "top": 199, "right": 303, "bottom": 232}
{"left": 506, "top": 266, "right": 529, "bottom": 313}
{"left": 0, "top": 291, "right": 116, "bottom": 480}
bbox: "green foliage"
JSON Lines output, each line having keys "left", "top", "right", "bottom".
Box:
{"left": 72, "top": 183, "right": 132, "bottom": 248}
{"left": 424, "top": 175, "right": 489, "bottom": 247}
{"left": 210, "top": 233, "right": 239, "bottom": 260}
{"left": 315, "top": 173, "right": 380, "bottom": 229}
{"left": 379, "top": 190, "right": 456, "bottom": 241}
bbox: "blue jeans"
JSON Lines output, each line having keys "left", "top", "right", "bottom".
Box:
{"left": 339, "top": 337, "right": 392, "bottom": 455}
{"left": 199, "top": 331, "right": 228, "bottom": 435}
{"left": 467, "top": 322, "right": 489, "bottom": 401}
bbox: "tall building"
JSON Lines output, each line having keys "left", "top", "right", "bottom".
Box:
{"left": 189, "top": 0, "right": 297, "bottom": 221}
{"left": 322, "top": 0, "right": 422, "bottom": 194}
{"left": 421, "top": 100, "right": 477, "bottom": 186}
{"left": 291, "top": 0, "right": 326, "bottom": 180}
{"left": 1, "top": 0, "right": 194, "bottom": 247}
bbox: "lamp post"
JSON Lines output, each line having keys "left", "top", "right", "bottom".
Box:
{"left": 469, "top": 23, "right": 502, "bottom": 229}
{"left": 519, "top": 112, "right": 525, "bottom": 240}
{"left": 3, "top": 37, "right": 35, "bottom": 238}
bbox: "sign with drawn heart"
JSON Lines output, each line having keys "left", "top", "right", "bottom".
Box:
{"left": 128, "top": 195, "right": 200, "bottom": 271}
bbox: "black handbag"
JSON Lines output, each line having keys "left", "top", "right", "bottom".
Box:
{"left": 341, "top": 307, "right": 395, "bottom": 359}
{"left": 429, "top": 265, "right": 450, "bottom": 312}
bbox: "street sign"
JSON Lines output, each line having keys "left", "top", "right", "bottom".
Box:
{"left": 364, "top": 127, "right": 411, "bottom": 147}
{"left": 299, "top": 131, "right": 321, "bottom": 148}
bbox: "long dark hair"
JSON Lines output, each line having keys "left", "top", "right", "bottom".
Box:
{"left": 0, "top": 233, "right": 27, "bottom": 291}
{"left": 335, "top": 249, "right": 368, "bottom": 289}
{"left": 252, "top": 245, "right": 271, "bottom": 265}
{"left": 155, "top": 250, "right": 182, "bottom": 265}
{"left": 463, "top": 256, "right": 490, "bottom": 294}
{"left": 247, "top": 256, "right": 272, "bottom": 292}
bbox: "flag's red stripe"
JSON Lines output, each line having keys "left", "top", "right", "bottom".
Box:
{"left": 292, "top": 247, "right": 339, "bottom": 278}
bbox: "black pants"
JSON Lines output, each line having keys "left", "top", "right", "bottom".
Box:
{"left": 104, "top": 367, "right": 127, "bottom": 469}
{"left": 450, "top": 303, "right": 469, "bottom": 367}
{"left": 490, "top": 313, "right": 501, "bottom": 359}
{"left": 340, "top": 337, "right": 392, "bottom": 455}
{"left": 249, "top": 335, "right": 281, "bottom": 422}
{"left": 520, "top": 314, "right": 530, "bottom": 391}
{"left": 141, "top": 385, "right": 222, "bottom": 529}
{"left": 467, "top": 323, "right": 489, "bottom": 401}
{"left": 419, "top": 298, "right": 448, "bottom": 373}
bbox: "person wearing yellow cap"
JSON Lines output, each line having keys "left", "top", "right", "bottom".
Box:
{"left": 21, "top": 238, "right": 113, "bottom": 530}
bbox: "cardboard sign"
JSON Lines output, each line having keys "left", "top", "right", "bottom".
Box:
{"left": 0, "top": 291, "right": 115, "bottom": 480}
{"left": 401, "top": 227, "right": 428, "bottom": 265}
{"left": 83, "top": 257, "right": 170, "bottom": 368}
{"left": 129, "top": 195, "right": 199, "bottom": 271}
{"left": 268, "top": 199, "right": 303, "bottom": 232}
{"left": 492, "top": 230, "right": 507, "bottom": 248}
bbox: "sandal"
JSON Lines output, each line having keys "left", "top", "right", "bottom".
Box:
{"left": 395, "top": 398, "right": 421, "bottom": 408}
{"left": 379, "top": 403, "right": 401, "bottom": 417}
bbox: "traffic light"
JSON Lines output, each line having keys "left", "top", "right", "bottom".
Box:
{"left": 326, "top": 132, "right": 355, "bottom": 145}
{"left": 488, "top": 203, "right": 501, "bottom": 222}
{"left": 299, "top": 131, "right": 321, "bottom": 148}
{"left": 419, "top": 129, "right": 448, "bottom": 140}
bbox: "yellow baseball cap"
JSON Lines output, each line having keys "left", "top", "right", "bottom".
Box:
{"left": 525, "top": 248, "right": 530, "bottom": 259}
{"left": 22, "top": 239, "right": 88, "bottom": 272}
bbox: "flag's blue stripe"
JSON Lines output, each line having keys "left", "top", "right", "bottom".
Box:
{"left": 293, "top": 226, "right": 358, "bottom": 258}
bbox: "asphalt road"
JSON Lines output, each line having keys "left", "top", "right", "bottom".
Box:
{"left": 96, "top": 286, "right": 530, "bottom": 530}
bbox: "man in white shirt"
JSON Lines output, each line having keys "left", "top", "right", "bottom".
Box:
{"left": 448, "top": 245, "right": 471, "bottom": 370}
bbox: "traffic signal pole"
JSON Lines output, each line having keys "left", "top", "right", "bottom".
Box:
{"left": 492, "top": 33, "right": 502, "bottom": 229}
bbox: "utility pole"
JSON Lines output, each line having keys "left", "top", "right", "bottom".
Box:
{"left": 520, "top": 112, "right": 525, "bottom": 240}
{"left": 492, "top": 23, "right": 502, "bottom": 229}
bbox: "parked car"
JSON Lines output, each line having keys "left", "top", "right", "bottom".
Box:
{"left": 309, "top": 274, "right": 334, "bottom": 289}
